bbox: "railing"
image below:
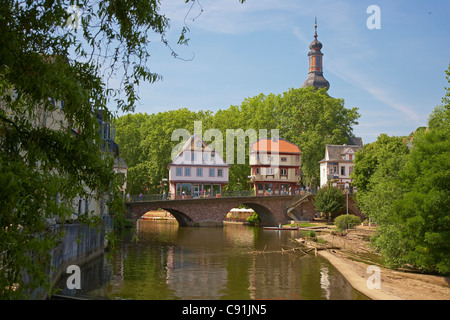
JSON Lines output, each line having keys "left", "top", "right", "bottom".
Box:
{"left": 126, "top": 188, "right": 324, "bottom": 203}
{"left": 126, "top": 189, "right": 294, "bottom": 202}
{"left": 286, "top": 192, "right": 312, "bottom": 209}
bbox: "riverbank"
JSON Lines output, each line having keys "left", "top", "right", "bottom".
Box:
{"left": 315, "top": 226, "right": 450, "bottom": 300}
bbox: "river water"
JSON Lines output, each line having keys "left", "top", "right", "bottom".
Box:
{"left": 57, "top": 220, "right": 368, "bottom": 300}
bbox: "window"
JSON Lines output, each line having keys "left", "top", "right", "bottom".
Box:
{"left": 295, "top": 169, "right": 299, "bottom": 176}
{"left": 185, "top": 167, "right": 191, "bottom": 176}
{"left": 197, "top": 141, "right": 202, "bottom": 148}
{"left": 181, "top": 183, "right": 192, "bottom": 196}
{"left": 266, "top": 167, "right": 274, "bottom": 175}
{"left": 212, "top": 184, "right": 221, "bottom": 196}
{"left": 196, "top": 168, "right": 203, "bottom": 177}
{"left": 258, "top": 183, "right": 263, "bottom": 191}
{"left": 341, "top": 166, "right": 346, "bottom": 176}
{"left": 281, "top": 168, "right": 287, "bottom": 176}
{"left": 217, "top": 169, "right": 223, "bottom": 177}
{"left": 256, "top": 167, "right": 260, "bottom": 175}
{"left": 176, "top": 167, "right": 182, "bottom": 176}
{"left": 348, "top": 154, "right": 353, "bottom": 160}
{"left": 329, "top": 165, "right": 338, "bottom": 175}
{"left": 296, "top": 155, "right": 300, "bottom": 162}
{"left": 209, "top": 168, "right": 215, "bottom": 177}
{"left": 281, "top": 157, "right": 287, "bottom": 162}
{"left": 210, "top": 152, "right": 215, "bottom": 163}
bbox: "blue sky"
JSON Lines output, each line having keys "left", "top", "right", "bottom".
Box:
{"left": 118, "top": 0, "right": 450, "bottom": 144}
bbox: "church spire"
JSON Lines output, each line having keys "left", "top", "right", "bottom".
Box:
{"left": 301, "top": 18, "right": 330, "bottom": 91}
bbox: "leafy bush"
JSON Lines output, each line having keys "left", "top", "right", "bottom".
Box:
{"left": 334, "top": 214, "right": 361, "bottom": 231}
{"left": 246, "top": 212, "right": 260, "bottom": 226}
{"left": 314, "top": 186, "right": 345, "bottom": 220}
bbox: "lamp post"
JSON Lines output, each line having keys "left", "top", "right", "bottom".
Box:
{"left": 345, "top": 185, "right": 349, "bottom": 231}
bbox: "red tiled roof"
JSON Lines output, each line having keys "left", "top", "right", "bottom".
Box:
{"left": 251, "top": 139, "right": 301, "bottom": 154}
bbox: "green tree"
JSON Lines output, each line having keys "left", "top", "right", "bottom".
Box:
{"left": 114, "top": 109, "right": 213, "bottom": 195}
{"left": 277, "top": 87, "right": 360, "bottom": 186}
{"left": 352, "top": 134, "right": 410, "bottom": 225}
{"left": 391, "top": 122, "right": 450, "bottom": 273}
{"left": 352, "top": 65, "right": 450, "bottom": 274}
{"left": 313, "top": 185, "right": 345, "bottom": 220}
{"left": 385, "top": 68, "right": 450, "bottom": 273}
{"left": 0, "top": 0, "right": 215, "bottom": 299}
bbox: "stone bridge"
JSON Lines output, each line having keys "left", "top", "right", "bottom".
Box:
{"left": 125, "top": 194, "right": 363, "bottom": 227}
{"left": 125, "top": 194, "right": 317, "bottom": 227}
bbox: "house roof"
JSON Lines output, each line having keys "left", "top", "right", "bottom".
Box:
{"left": 169, "top": 134, "right": 229, "bottom": 167}
{"left": 320, "top": 144, "right": 362, "bottom": 163}
{"left": 347, "top": 136, "right": 363, "bottom": 147}
{"left": 250, "top": 138, "right": 301, "bottom": 154}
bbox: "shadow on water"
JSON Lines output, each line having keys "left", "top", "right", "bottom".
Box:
{"left": 54, "top": 221, "right": 368, "bottom": 300}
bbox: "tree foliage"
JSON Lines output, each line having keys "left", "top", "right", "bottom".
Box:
{"left": 334, "top": 214, "right": 361, "bottom": 231}
{"left": 115, "top": 87, "right": 360, "bottom": 194}
{"left": 313, "top": 185, "right": 345, "bottom": 220}
{"left": 352, "top": 65, "right": 450, "bottom": 274}
{"left": 0, "top": 0, "right": 198, "bottom": 299}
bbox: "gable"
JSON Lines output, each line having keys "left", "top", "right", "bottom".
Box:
{"left": 170, "top": 134, "right": 228, "bottom": 166}
{"left": 325, "top": 144, "right": 362, "bottom": 161}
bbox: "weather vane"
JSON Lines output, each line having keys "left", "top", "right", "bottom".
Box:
{"left": 314, "top": 17, "right": 318, "bottom": 39}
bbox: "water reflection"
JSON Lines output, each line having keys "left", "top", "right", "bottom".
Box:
{"left": 65, "top": 221, "right": 367, "bottom": 300}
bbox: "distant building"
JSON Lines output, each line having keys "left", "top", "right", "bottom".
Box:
{"left": 168, "top": 134, "right": 229, "bottom": 199}
{"left": 249, "top": 138, "right": 301, "bottom": 195}
{"left": 319, "top": 141, "right": 362, "bottom": 190}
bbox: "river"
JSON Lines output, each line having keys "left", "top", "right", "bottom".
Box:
{"left": 56, "top": 220, "right": 368, "bottom": 300}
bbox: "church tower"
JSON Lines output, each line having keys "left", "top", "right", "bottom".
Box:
{"left": 302, "top": 18, "right": 330, "bottom": 91}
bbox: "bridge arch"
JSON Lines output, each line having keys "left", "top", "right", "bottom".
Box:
{"left": 240, "top": 203, "right": 278, "bottom": 226}
{"left": 160, "top": 208, "right": 194, "bottom": 227}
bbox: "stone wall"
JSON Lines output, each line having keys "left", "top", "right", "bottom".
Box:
{"left": 28, "top": 215, "right": 113, "bottom": 299}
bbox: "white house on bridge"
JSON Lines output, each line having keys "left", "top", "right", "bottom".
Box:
{"left": 168, "top": 134, "right": 229, "bottom": 199}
